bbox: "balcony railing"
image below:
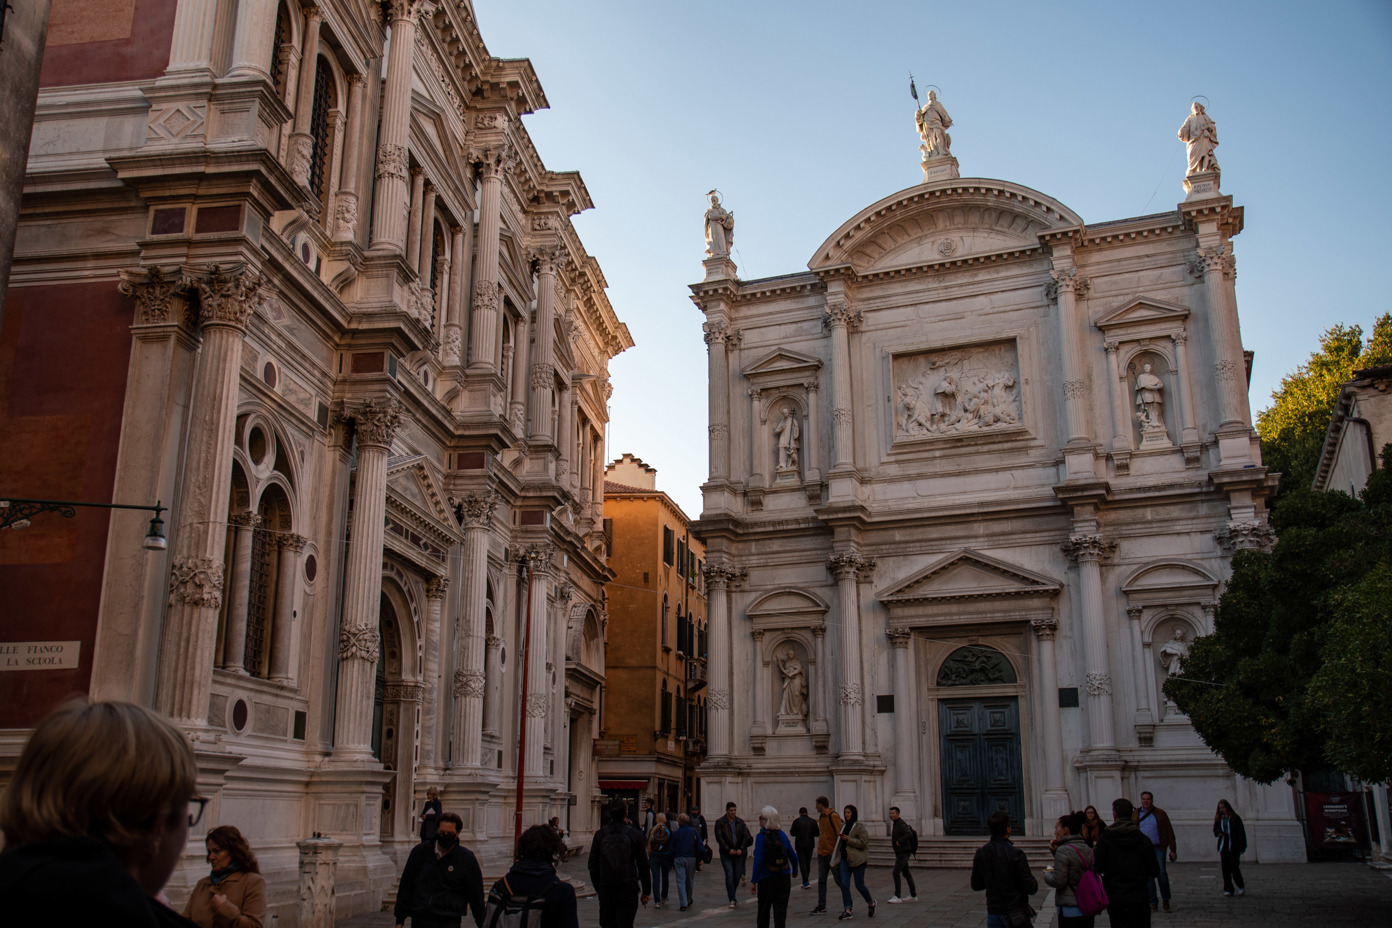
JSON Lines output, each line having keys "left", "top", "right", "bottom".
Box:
{"left": 685, "top": 659, "right": 707, "bottom": 690}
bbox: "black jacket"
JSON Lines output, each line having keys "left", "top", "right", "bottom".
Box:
{"left": 714, "top": 815, "right": 753, "bottom": 856}
{"left": 487, "top": 859, "right": 578, "bottom": 928}
{"left": 587, "top": 822, "right": 651, "bottom": 893}
{"left": 969, "top": 837, "right": 1038, "bottom": 915}
{"left": 0, "top": 837, "right": 199, "bottom": 928}
{"left": 789, "top": 814, "right": 819, "bottom": 849}
{"left": 1214, "top": 813, "right": 1248, "bottom": 856}
{"left": 890, "top": 818, "right": 915, "bottom": 854}
{"left": 1094, "top": 821, "right": 1160, "bottom": 906}
{"left": 395, "top": 840, "right": 486, "bottom": 927}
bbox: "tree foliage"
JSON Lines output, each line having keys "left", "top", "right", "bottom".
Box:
{"left": 1255, "top": 313, "right": 1392, "bottom": 494}
{"left": 1165, "top": 449, "right": 1392, "bottom": 783}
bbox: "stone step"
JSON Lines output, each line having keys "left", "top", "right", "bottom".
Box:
{"left": 865, "top": 836, "right": 1056, "bottom": 869}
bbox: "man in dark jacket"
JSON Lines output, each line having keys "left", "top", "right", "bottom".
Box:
{"left": 1134, "top": 791, "right": 1177, "bottom": 913}
{"left": 788, "top": 807, "right": 819, "bottom": 889}
{"left": 888, "top": 806, "right": 917, "bottom": 902}
{"left": 714, "top": 801, "right": 754, "bottom": 907}
{"left": 970, "top": 811, "right": 1037, "bottom": 928}
{"left": 395, "top": 813, "right": 486, "bottom": 928}
{"left": 1095, "top": 798, "right": 1161, "bottom": 928}
{"left": 689, "top": 805, "right": 709, "bottom": 871}
{"left": 588, "top": 799, "right": 651, "bottom": 928}
{"left": 487, "top": 824, "right": 578, "bottom": 928}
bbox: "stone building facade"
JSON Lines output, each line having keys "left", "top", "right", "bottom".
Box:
{"left": 0, "top": 0, "right": 630, "bottom": 920}
{"left": 691, "top": 124, "right": 1304, "bottom": 861}
{"left": 598, "top": 454, "right": 709, "bottom": 815}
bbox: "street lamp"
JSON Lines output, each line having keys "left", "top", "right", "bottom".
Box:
{"left": 0, "top": 498, "right": 168, "bottom": 550}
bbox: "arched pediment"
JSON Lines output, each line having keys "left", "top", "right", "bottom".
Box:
{"left": 1121, "top": 560, "right": 1219, "bottom": 600}
{"left": 747, "top": 588, "right": 829, "bottom": 618}
{"left": 810, "top": 179, "right": 1082, "bottom": 274}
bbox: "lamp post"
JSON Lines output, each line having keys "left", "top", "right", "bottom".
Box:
{"left": 0, "top": 498, "right": 168, "bottom": 549}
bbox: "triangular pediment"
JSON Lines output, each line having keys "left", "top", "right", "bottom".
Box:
{"left": 1096, "top": 296, "right": 1190, "bottom": 331}
{"left": 879, "top": 548, "right": 1061, "bottom": 604}
{"left": 741, "top": 347, "right": 823, "bottom": 379}
{"left": 386, "top": 455, "right": 453, "bottom": 525}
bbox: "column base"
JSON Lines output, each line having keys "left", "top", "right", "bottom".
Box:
{"left": 1042, "top": 787, "right": 1072, "bottom": 823}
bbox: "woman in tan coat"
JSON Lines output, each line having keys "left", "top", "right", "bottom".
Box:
{"left": 184, "top": 825, "right": 267, "bottom": 928}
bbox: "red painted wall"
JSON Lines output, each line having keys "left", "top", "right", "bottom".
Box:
{"left": 0, "top": 283, "right": 133, "bottom": 726}
{"left": 40, "top": 0, "right": 177, "bottom": 88}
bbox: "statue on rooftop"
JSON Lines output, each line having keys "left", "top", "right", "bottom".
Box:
{"left": 704, "top": 191, "right": 734, "bottom": 258}
{"left": 1177, "top": 101, "right": 1219, "bottom": 175}
{"left": 915, "top": 90, "right": 953, "bottom": 162}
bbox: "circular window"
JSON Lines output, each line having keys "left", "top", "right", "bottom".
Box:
{"left": 247, "top": 426, "right": 268, "bottom": 466}
{"left": 304, "top": 554, "right": 318, "bottom": 582}
{"left": 231, "top": 699, "right": 249, "bottom": 732}
{"left": 500, "top": 646, "right": 506, "bottom": 667}
{"left": 262, "top": 362, "right": 277, "bottom": 388}
{"left": 301, "top": 241, "right": 312, "bottom": 264}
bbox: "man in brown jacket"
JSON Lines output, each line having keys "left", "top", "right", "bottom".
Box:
{"left": 810, "top": 796, "right": 841, "bottom": 915}
{"left": 1133, "top": 791, "right": 1177, "bottom": 912}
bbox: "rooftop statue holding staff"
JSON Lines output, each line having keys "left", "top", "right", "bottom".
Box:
{"left": 1178, "top": 100, "right": 1219, "bottom": 175}
{"left": 910, "top": 76, "right": 952, "bottom": 162}
{"left": 704, "top": 190, "right": 734, "bottom": 257}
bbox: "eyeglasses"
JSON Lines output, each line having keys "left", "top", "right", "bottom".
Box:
{"left": 188, "top": 796, "right": 209, "bottom": 828}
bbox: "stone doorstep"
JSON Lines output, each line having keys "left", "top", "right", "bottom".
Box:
{"left": 866, "top": 835, "right": 1056, "bottom": 869}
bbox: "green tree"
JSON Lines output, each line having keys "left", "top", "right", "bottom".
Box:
{"left": 1166, "top": 450, "right": 1392, "bottom": 783}
{"left": 1255, "top": 313, "right": 1392, "bottom": 494}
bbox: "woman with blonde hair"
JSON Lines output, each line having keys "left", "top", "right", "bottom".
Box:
{"left": 0, "top": 699, "right": 202, "bottom": 926}
{"left": 184, "top": 825, "right": 267, "bottom": 927}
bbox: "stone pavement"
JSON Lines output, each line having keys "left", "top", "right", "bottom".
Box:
{"left": 336, "top": 859, "right": 1392, "bottom": 927}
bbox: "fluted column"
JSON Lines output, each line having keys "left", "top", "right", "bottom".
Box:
{"left": 1191, "top": 244, "right": 1247, "bottom": 429}
{"left": 804, "top": 377, "right": 822, "bottom": 484}
{"left": 417, "top": 184, "right": 437, "bottom": 280}
{"left": 405, "top": 169, "right": 425, "bottom": 274}
{"left": 453, "top": 492, "right": 495, "bottom": 767}
{"left": 467, "top": 148, "right": 511, "bottom": 372}
{"left": 369, "top": 0, "right": 423, "bottom": 254}
{"left": 437, "top": 229, "right": 459, "bottom": 350}
{"left": 1126, "top": 606, "right": 1152, "bottom": 726}
{"left": 701, "top": 562, "right": 744, "bottom": 759}
{"left": 528, "top": 247, "right": 566, "bottom": 444}
{"left": 1104, "top": 342, "right": 1130, "bottom": 452}
{"left": 1063, "top": 533, "right": 1116, "bottom": 749}
{"left": 591, "top": 431, "right": 605, "bottom": 515}
{"left": 828, "top": 551, "right": 872, "bottom": 756}
{"left": 748, "top": 388, "right": 765, "bottom": 488}
{"left": 1047, "top": 266, "right": 1093, "bottom": 450}
{"left": 518, "top": 546, "right": 554, "bottom": 777}
{"left": 1032, "top": 617, "right": 1070, "bottom": 818}
{"left": 702, "top": 321, "right": 737, "bottom": 480}
{"left": 332, "top": 398, "right": 405, "bottom": 756}
{"left": 158, "top": 266, "right": 261, "bottom": 729}
{"left": 823, "top": 301, "right": 861, "bottom": 471}
{"left": 442, "top": 226, "right": 467, "bottom": 366}
{"left": 166, "top": 0, "right": 220, "bottom": 74}
{"left": 287, "top": 5, "right": 323, "bottom": 189}
{"left": 751, "top": 629, "right": 768, "bottom": 735}
{"left": 557, "top": 379, "right": 575, "bottom": 482}
{"left": 483, "top": 634, "right": 502, "bottom": 737}
{"left": 228, "top": 0, "right": 281, "bottom": 78}
{"left": 417, "top": 576, "right": 448, "bottom": 769}
{"left": 1171, "top": 331, "right": 1200, "bottom": 446}
{"left": 887, "top": 629, "right": 918, "bottom": 801}
{"left": 333, "top": 74, "right": 367, "bottom": 242}
{"left": 811, "top": 624, "right": 829, "bottom": 743}
{"left": 269, "top": 533, "right": 306, "bottom": 682}
{"left": 508, "top": 308, "right": 530, "bottom": 433}
{"left": 221, "top": 511, "right": 260, "bottom": 674}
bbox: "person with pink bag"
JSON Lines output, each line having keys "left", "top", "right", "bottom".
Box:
{"left": 1045, "top": 811, "right": 1106, "bottom": 928}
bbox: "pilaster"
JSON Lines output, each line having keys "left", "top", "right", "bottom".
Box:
{"left": 453, "top": 491, "right": 496, "bottom": 768}
{"left": 827, "top": 550, "right": 874, "bottom": 758}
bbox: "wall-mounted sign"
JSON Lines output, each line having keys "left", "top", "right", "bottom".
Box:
{"left": 1, "top": 641, "right": 81, "bottom": 671}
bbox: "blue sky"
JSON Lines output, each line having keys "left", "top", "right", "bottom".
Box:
{"left": 474, "top": 0, "right": 1392, "bottom": 516}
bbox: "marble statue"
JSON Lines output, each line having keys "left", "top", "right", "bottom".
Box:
{"left": 776, "top": 645, "right": 807, "bottom": 719}
{"left": 1134, "top": 362, "right": 1165, "bottom": 430}
{"left": 704, "top": 191, "right": 734, "bottom": 257}
{"left": 915, "top": 90, "right": 953, "bottom": 162}
{"left": 1158, "top": 625, "right": 1190, "bottom": 676}
{"left": 773, "top": 405, "right": 800, "bottom": 473}
{"left": 1177, "top": 102, "right": 1219, "bottom": 175}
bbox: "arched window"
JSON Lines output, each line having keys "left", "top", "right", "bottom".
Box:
{"left": 661, "top": 593, "right": 670, "bottom": 646}
{"left": 660, "top": 680, "right": 672, "bottom": 734}
{"left": 936, "top": 645, "right": 1017, "bottom": 686}
{"left": 308, "top": 55, "right": 336, "bottom": 203}
{"left": 270, "top": 2, "right": 293, "bottom": 98}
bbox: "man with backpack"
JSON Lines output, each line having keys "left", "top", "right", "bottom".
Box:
{"left": 588, "top": 799, "right": 651, "bottom": 928}
{"left": 484, "top": 824, "right": 577, "bottom": 928}
{"left": 1095, "top": 798, "right": 1160, "bottom": 928}
{"left": 715, "top": 801, "right": 754, "bottom": 908}
{"left": 887, "top": 806, "right": 918, "bottom": 903}
{"left": 395, "top": 813, "right": 486, "bottom": 928}
{"left": 809, "top": 796, "right": 842, "bottom": 916}
{"left": 969, "top": 811, "right": 1038, "bottom": 928}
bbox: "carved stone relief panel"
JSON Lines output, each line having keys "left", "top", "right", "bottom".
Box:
{"left": 892, "top": 340, "right": 1023, "bottom": 441}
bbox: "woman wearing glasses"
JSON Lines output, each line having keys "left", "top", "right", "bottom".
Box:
{"left": 184, "top": 825, "right": 267, "bottom": 927}
{"left": 0, "top": 699, "right": 203, "bottom": 926}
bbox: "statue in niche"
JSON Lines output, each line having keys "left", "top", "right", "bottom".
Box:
{"left": 1134, "top": 362, "right": 1166, "bottom": 431}
{"left": 1159, "top": 625, "right": 1191, "bottom": 718}
{"left": 773, "top": 405, "right": 801, "bottom": 474}
{"left": 1177, "top": 102, "right": 1219, "bottom": 176}
{"left": 914, "top": 90, "right": 953, "bottom": 162}
{"left": 704, "top": 191, "right": 734, "bottom": 257}
{"left": 776, "top": 645, "right": 808, "bottom": 722}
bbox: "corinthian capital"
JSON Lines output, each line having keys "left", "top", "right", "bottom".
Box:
{"left": 351, "top": 397, "right": 405, "bottom": 448}
{"left": 827, "top": 550, "right": 875, "bottom": 580}
{"left": 517, "top": 544, "right": 554, "bottom": 574}
{"left": 1062, "top": 534, "right": 1115, "bottom": 562}
{"left": 823, "top": 299, "right": 863, "bottom": 331}
{"left": 1046, "top": 267, "right": 1089, "bottom": 301}
{"left": 119, "top": 266, "right": 188, "bottom": 326}
{"left": 382, "top": 0, "right": 427, "bottom": 24}
{"left": 1189, "top": 243, "right": 1236, "bottom": 281}
{"left": 529, "top": 244, "right": 569, "bottom": 275}
{"left": 195, "top": 264, "right": 261, "bottom": 329}
{"left": 702, "top": 320, "right": 740, "bottom": 348}
{"left": 701, "top": 562, "right": 747, "bottom": 590}
{"left": 453, "top": 491, "right": 498, "bottom": 528}
{"left": 425, "top": 576, "right": 450, "bottom": 600}
{"left": 471, "top": 145, "right": 516, "bottom": 180}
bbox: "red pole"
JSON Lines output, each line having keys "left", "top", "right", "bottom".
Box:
{"left": 513, "top": 554, "right": 535, "bottom": 851}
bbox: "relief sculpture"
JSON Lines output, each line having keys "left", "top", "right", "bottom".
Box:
{"left": 894, "top": 342, "right": 1022, "bottom": 439}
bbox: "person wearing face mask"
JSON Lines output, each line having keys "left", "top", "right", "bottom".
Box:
{"left": 395, "top": 812, "right": 486, "bottom": 928}
{"left": 183, "top": 825, "right": 267, "bottom": 928}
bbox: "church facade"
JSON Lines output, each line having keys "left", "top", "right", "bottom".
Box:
{"left": 691, "top": 112, "right": 1304, "bottom": 861}
{"left": 0, "top": 0, "right": 629, "bottom": 920}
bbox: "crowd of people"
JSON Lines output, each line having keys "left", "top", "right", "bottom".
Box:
{"left": 0, "top": 699, "right": 1253, "bottom": 928}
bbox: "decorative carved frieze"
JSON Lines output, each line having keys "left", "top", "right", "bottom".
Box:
{"left": 119, "top": 267, "right": 186, "bottom": 326}
{"left": 472, "top": 280, "right": 499, "bottom": 314}
{"left": 333, "top": 192, "right": 359, "bottom": 239}
{"left": 1031, "top": 616, "right": 1059, "bottom": 640}
{"left": 168, "top": 556, "right": 224, "bottom": 608}
{"left": 838, "top": 682, "right": 863, "bottom": 706}
{"left": 384, "top": 682, "right": 422, "bottom": 701}
{"left": 196, "top": 265, "right": 261, "bottom": 329}
{"left": 1214, "top": 359, "right": 1240, "bottom": 383}
{"left": 530, "top": 363, "right": 555, "bottom": 389}
{"left": 338, "top": 625, "right": 379, "bottom": 662}
{"left": 525, "top": 693, "right": 548, "bottom": 718}
{"left": 1062, "top": 534, "right": 1115, "bottom": 562}
{"left": 1046, "top": 268, "right": 1090, "bottom": 301}
{"left": 832, "top": 408, "right": 853, "bottom": 427}
{"left": 440, "top": 326, "right": 462, "bottom": 365}
{"left": 1062, "top": 380, "right": 1090, "bottom": 400}
{"left": 375, "top": 143, "right": 408, "bottom": 182}
{"left": 289, "top": 133, "right": 314, "bottom": 187}
{"left": 1214, "top": 520, "right": 1276, "bottom": 552}
{"left": 453, "top": 669, "right": 485, "bottom": 698}
{"left": 707, "top": 688, "right": 731, "bottom": 710}
{"left": 1085, "top": 671, "right": 1112, "bottom": 696}
{"left": 228, "top": 511, "right": 262, "bottom": 529}
{"left": 893, "top": 340, "right": 1022, "bottom": 439}
{"left": 454, "top": 491, "right": 497, "bottom": 528}
{"left": 351, "top": 398, "right": 405, "bottom": 448}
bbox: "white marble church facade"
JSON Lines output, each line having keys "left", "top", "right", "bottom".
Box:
{"left": 691, "top": 117, "right": 1304, "bottom": 861}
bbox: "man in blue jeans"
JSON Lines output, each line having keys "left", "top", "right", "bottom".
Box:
{"left": 1134, "top": 791, "right": 1177, "bottom": 913}
{"left": 714, "top": 801, "right": 753, "bottom": 908}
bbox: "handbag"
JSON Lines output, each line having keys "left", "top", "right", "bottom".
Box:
{"left": 1068, "top": 845, "right": 1109, "bottom": 917}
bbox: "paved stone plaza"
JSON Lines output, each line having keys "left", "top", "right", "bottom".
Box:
{"left": 337, "top": 859, "right": 1392, "bottom": 927}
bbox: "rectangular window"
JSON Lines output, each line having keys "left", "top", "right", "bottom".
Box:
{"left": 663, "top": 526, "right": 675, "bottom": 565}
{"left": 661, "top": 690, "right": 672, "bottom": 734}
{"left": 677, "top": 539, "right": 687, "bottom": 577}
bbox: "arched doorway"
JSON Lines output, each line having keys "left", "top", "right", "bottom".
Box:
{"left": 373, "top": 586, "right": 420, "bottom": 842}
{"left": 935, "top": 645, "right": 1026, "bottom": 835}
